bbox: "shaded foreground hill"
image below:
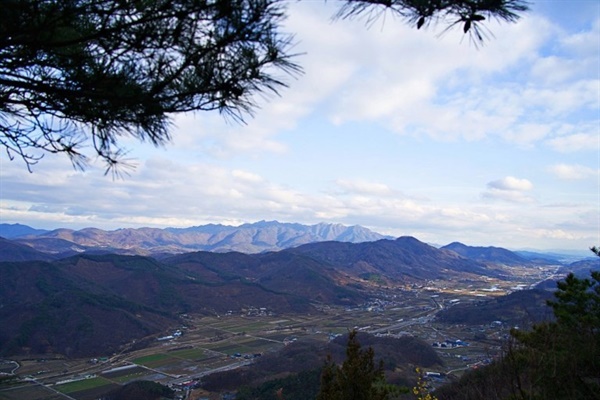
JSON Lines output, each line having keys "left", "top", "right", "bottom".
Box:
{"left": 0, "top": 254, "right": 311, "bottom": 357}
{"left": 435, "top": 289, "right": 555, "bottom": 327}
{"left": 0, "top": 258, "right": 177, "bottom": 357}
{"left": 202, "top": 332, "right": 443, "bottom": 395}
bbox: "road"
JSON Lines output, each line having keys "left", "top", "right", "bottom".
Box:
{"left": 368, "top": 307, "right": 441, "bottom": 334}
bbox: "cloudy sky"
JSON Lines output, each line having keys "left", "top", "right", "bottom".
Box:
{"left": 1, "top": 0, "right": 598, "bottom": 253}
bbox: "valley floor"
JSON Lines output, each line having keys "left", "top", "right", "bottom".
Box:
{"left": 0, "top": 264, "right": 560, "bottom": 400}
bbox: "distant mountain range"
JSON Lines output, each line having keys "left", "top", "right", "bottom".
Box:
{"left": 0, "top": 221, "right": 392, "bottom": 256}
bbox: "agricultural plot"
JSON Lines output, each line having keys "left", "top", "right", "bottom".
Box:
{"left": 198, "top": 335, "right": 278, "bottom": 355}
{"left": 157, "top": 359, "right": 200, "bottom": 376}
{"left": 203, "top": 320, "right": 247, "bottom": 331}
{"left": 54, "top": 376, "right": 123, "bottom": 399}
{"left": 101, "top": 365, "right": 146, "bottom": 379}
{"left": 200, "top": 316, "right": 303, "bottom": 335}
{"left": 12, "top": 359, "right": 68, "bottom": 378}
{"left": 55, "top": 377, "right": 111, "bottom": 394}
{"left": 313, "top": 315, "right": 359, "bottom": 333}
{"left": 210, "top": 343, "right": 254, "bottom": 355}
{"left": 189, "top": 325, "right": 220, "bottom": 334}
{"left": 100, "top": 365, "right": 168, "bottom": 384}
{"left": 233, "top": 321, "right": 273, "bottom": 331}
{"left": 0, "top": 362, "right": 17, "bottom": 375}
{"left": 133, "top": 348, "right": 230, "bottom": 377}
{"left": 261, "top": 333, "right": 293, "bottom": 341}
{"left": 62, "top": 383, "right": 120, "bottom": 400}
{"left": 169, "top": 347, "right": 211, "bottom": 361}
{"left": 243, "top": 338, "right": 276, "bottom": 350}
{"left": 0, "top": 382, "right": 68, "bottom": 400}
{"left": 133, "top": 354, "right": 177, "bottom": 369}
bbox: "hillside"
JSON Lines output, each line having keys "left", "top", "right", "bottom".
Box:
{"left": 161, "top": 237, "right": 513, "bottom": 307}
{"left": 0, "top": 237, "right": 56, "bottom": 262}
{"left": 442, "top": 242, "right": 530, "bottom": 265}
{"left": 287, "top": 237, "right": 496, "bottom": 280}
{"left": 0, "top": 254, "right": 312, "bottom": 357}
{"left": 560, "top": 257, "right": 600, "bottom": 277}
{"left": 0, "top": 258, "right": 178, "bottom": 357}
{"left": 435, "top": 288, "right": 554, "bottom": 327}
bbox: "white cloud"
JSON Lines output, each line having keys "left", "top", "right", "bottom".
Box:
{"left": 503, "top": 123, "right": 553, "bottom": 147}
{"left": 546, "top": 131, "right": 600, "bottom": 153}
{"left": 548, "top": 163, "right": 598, "bottom": 180}
{"left": 87, "top": 2, "right": 598, "bottom": 162}
{"left": 559, "top": 17, "right": 600, "bottom": 58}
{"left": 334, "top": 179, "right": 394, "bottom": 196}
{"left": 482, "top": 190, "right": 535, "bottom": 203}
{"left": 305, "top": 8, "right": 599, "bottom": 154}
{"left": 530, "top": 56, "right": 586, "bottom": 85}
{"left": 487, "top": 177, "right": 533, "bottom": 191}
{"left": 232, "top": 169, "right": 264, "bottom": 183}
{"left": 482, "top": 177, "right": 534, "bottom": 203}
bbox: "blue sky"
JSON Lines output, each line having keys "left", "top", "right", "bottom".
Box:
{"left": 1, "top": 0, "right": 598, "bottom": 252}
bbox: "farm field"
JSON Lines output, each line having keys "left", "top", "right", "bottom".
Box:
{"left": 56, "top": 376, "right": 111, "bottom": 393}
{"left": 55, "top": 376, "right": 120, "bottom": 400}
{"left": 0, "top": 382, "right": 66, "bottom": 400}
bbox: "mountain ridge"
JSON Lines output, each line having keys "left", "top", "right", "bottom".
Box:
{"left": 4, "top": 221, "right": 392, "bottom": 255}
{"left": 287, "top": 237, "right": 496, "bottom": 280}
{"left": 441, "top": 242, "right": 530, "bottom": 265}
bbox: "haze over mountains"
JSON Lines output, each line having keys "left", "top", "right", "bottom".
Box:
{"left": 0, "top": 221, "right": 590, "bottom": 260}
{"left": 0, "top": 221, "right": 392, "bottom": 256}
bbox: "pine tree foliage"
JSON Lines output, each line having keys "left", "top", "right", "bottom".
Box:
{"left": 317, "top": 330, "right": 391, "bottom": 400}
{"left": 1, "top": 0, "right": 528, "bottom": 172}
{"left": 1, "top": 0, "right": 299, "bottom": 173}
{"left": 506, "top": 271, "right": 600, "bottom": 399}
{"left": 335, "top": 0, "right": 528, "bottom": 43}
{"left": 547, "top": 269, "right": 600, "bottom": 335}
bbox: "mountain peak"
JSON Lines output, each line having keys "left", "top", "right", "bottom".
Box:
{"left": 0, "top": 223, "right": 49, "bottom": 238}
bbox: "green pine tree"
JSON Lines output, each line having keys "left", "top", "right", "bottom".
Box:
{"left": 317, "top": 330, "right": 391, "bottom": 400}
